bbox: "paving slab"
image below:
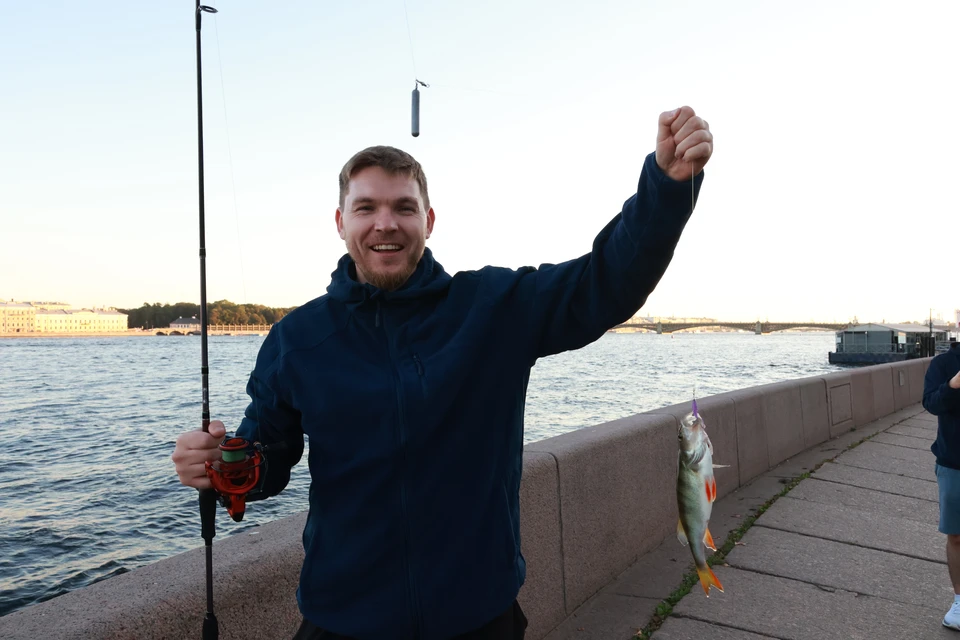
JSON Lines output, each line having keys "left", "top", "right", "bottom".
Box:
{"left": 540, "top": 593, "right": 660, "bottom": 640}
{"left": 845, "top": 440, "right": 934, "bottom": 464}
{"left": 833, "top": 442, "right": 935, "bottom": 481}
{"left": 755, "top": 496, "right": 944, "bottom": 563}
{"left": 905, "top": 414, "right": 938, "bottom": 425}
{"left": 888, "top": 424, "right": 937, "bottom": 439}
{"left": 761, "top": 412, "right": 901, "bottom": 482}
{"left": 603, "top": 536, "right": 693, "bottom": 601}
{"left": 725, "top": 527, "right": 952, "bottom": 609}
{"left": 785, "top": 477, "right": 940, "bottom": 524}
{"left": 671, "top": 566, "right": 954, "bottom": 640}
{"left": 871, "top": 432, "right": 934, "bottom": 450}
{"left": 812, "top": 461, "right": 938, "bottom": 502}
{"left": 870, "top": 405, "right": 926, "bottom": 427}
{"left": 710, "top": 474, "right": 792, "bottom": 519}
{"left": 653, "top": 616, "right": 779, "bottom": 639}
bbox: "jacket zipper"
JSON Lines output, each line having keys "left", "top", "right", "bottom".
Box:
{"left": 413, "top": 353, "right": 427, "bottom": 398}
{"left": 381, "top": 309, "right": 421, "bottom": 637}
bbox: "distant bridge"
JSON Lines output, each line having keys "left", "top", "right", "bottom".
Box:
{"left": 613, "top": 321, "right": 850, "bottom": 335}
{"left": 153, "top": 323, "right": 272, "bottom": 336}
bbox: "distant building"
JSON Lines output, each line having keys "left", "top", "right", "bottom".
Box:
{"left": 0, "top": 301, "right": 128, "bottom": 333}
{"left": 35, "top": 309, "right": 128, "bottom": 333}
{"left": 0, "top": 303, "right": 37, "bottom": 333}
{"left": 170, "top": 317, "right": 202, "bottom": 330}
{"left": 830, "top": 322, "right": 948, "bottom": 364}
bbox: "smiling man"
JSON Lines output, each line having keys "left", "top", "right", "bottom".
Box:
{"left": 335, "top": 154, "right": 435, "bottom": 292}
{"left": 172, "top": 106, "right": 713, "bottom": 640}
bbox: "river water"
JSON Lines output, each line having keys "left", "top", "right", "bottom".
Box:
{"left": 0, "top": 331, "right": 842, "bottom": 617}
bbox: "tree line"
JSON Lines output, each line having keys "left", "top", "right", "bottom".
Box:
{"left": 118, "top": 300, "right": 297, "bottom": 329}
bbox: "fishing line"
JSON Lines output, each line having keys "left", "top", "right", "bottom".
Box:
{"left": 403, "top": 0, "right": 429, "bottom": 137}
{"left": 402, "top": 0, "right": 418, "bottom": 79}
{"left": 208, "top": 0, "right": 266, "bottom": 498}
{"left": 209, "top": 0, "right": 249, "bottom": 305}
{"left": 691, "top": 162, "right": 698, "bottom": 419}
{"left": 691, "top": 160, "right": 695, "bottom": 218}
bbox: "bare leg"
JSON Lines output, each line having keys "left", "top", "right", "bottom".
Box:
{"left": 947, "top": 535, "right": 960, "bottom": 594}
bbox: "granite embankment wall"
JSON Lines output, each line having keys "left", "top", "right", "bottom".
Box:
{"left": 0, "top": 358, "right": 933, "bottom": 640}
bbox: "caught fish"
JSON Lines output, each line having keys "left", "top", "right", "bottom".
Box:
{"left": 676, "top": 403, "right": 724, "bottom": 596}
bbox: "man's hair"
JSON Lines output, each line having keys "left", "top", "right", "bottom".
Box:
{"left": 338, "top": 145, "right": 430, "bottom": 211}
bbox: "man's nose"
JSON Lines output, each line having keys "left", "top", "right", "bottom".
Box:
{"left": 373, "top": 208, "right": 399, "bottom": 232}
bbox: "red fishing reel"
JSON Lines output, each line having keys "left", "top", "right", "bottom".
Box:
{"left": 204, "top": 436, "right": 264, "bottom": 522}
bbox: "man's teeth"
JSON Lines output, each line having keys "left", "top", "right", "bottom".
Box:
{"left": 372, "top": 244, "right": 402, "bottom": 251}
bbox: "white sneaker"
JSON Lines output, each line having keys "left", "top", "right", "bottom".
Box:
{"left": 944, "top": 601, "right": 960, "bottom": 630}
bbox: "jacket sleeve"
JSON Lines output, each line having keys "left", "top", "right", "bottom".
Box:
{"left": 524, "top": 151, "right": 701, "bottom": 360}
{"left": 235, "top": 326, "right": 305, "bottom": 501}
{"left": 923, "top": 355, "right": 960, "bottom": 416}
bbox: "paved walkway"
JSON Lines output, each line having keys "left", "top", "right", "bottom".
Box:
{"left": 544, "top": 405, "right": 956, "bottom": 640}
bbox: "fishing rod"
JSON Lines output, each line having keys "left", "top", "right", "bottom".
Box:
{"left": 195, "top": 2, "right": 220, "bottom": 637}
{"left": 194, "top": 4, "right": 266, "bottom": 637}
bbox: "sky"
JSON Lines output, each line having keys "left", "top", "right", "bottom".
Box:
{"left": 1, "top": 0, "right": 957, "bottom": 324}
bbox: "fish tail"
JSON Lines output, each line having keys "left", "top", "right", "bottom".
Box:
{"left": 695, "top": 563, "right": 724, "bottom": 596}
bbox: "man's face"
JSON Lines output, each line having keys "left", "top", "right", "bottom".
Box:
{"left": 336, "top": 166, "right": 435, "bottom": 291}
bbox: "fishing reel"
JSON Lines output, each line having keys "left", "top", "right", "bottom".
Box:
{"left": 204, "top": 435, "right": 264, "bottom": 522}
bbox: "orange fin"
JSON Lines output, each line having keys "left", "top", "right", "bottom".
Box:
{"left": 695, "top": 564, "right": 724, "bottom": 596}
{"left": 703, "top": 528, "right": 717, "bottom": 551}
{"left": 704, "top": 476, "right": 717, "bottom": 503}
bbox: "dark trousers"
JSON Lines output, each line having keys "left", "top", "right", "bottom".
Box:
{"left": 292, "top": 600, "right": 528, "bottom": 640}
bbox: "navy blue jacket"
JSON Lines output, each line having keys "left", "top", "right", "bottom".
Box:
{"left": 923, "top": 346, "right": 960, "bottom": 469}
{"left": 235, "top": 151, "right": 702, "bottom": 639}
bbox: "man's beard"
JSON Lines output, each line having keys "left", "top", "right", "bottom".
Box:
{"left": 353, "top": 249, "right": 421, "bottom": 292}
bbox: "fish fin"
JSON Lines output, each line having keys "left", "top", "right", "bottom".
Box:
{"left": 705, "top": 476, "right": 717, "bottom": 503}
{"left": 703, "top": 527, "right": 717, "bottom": 551}
{"left": 677, "top": 519, "right": 689, "bottom": 546}
{"left": 696, "top": 563, "right": 724, "bottom": 596}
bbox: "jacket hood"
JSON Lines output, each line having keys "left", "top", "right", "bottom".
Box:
{"left": 326, "top": 246, "right": 452, "bottom": 305}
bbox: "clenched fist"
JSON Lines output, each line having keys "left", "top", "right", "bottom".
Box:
{"left": 656, "top": 106, "right": 713, "bottom": 182}
{"left": 171, "top": 420, "right": 226, "bottom": 490}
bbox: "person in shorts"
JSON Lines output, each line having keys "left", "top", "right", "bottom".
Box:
{"left": 924, "top": 341, "right": 960, "bottom": 631}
